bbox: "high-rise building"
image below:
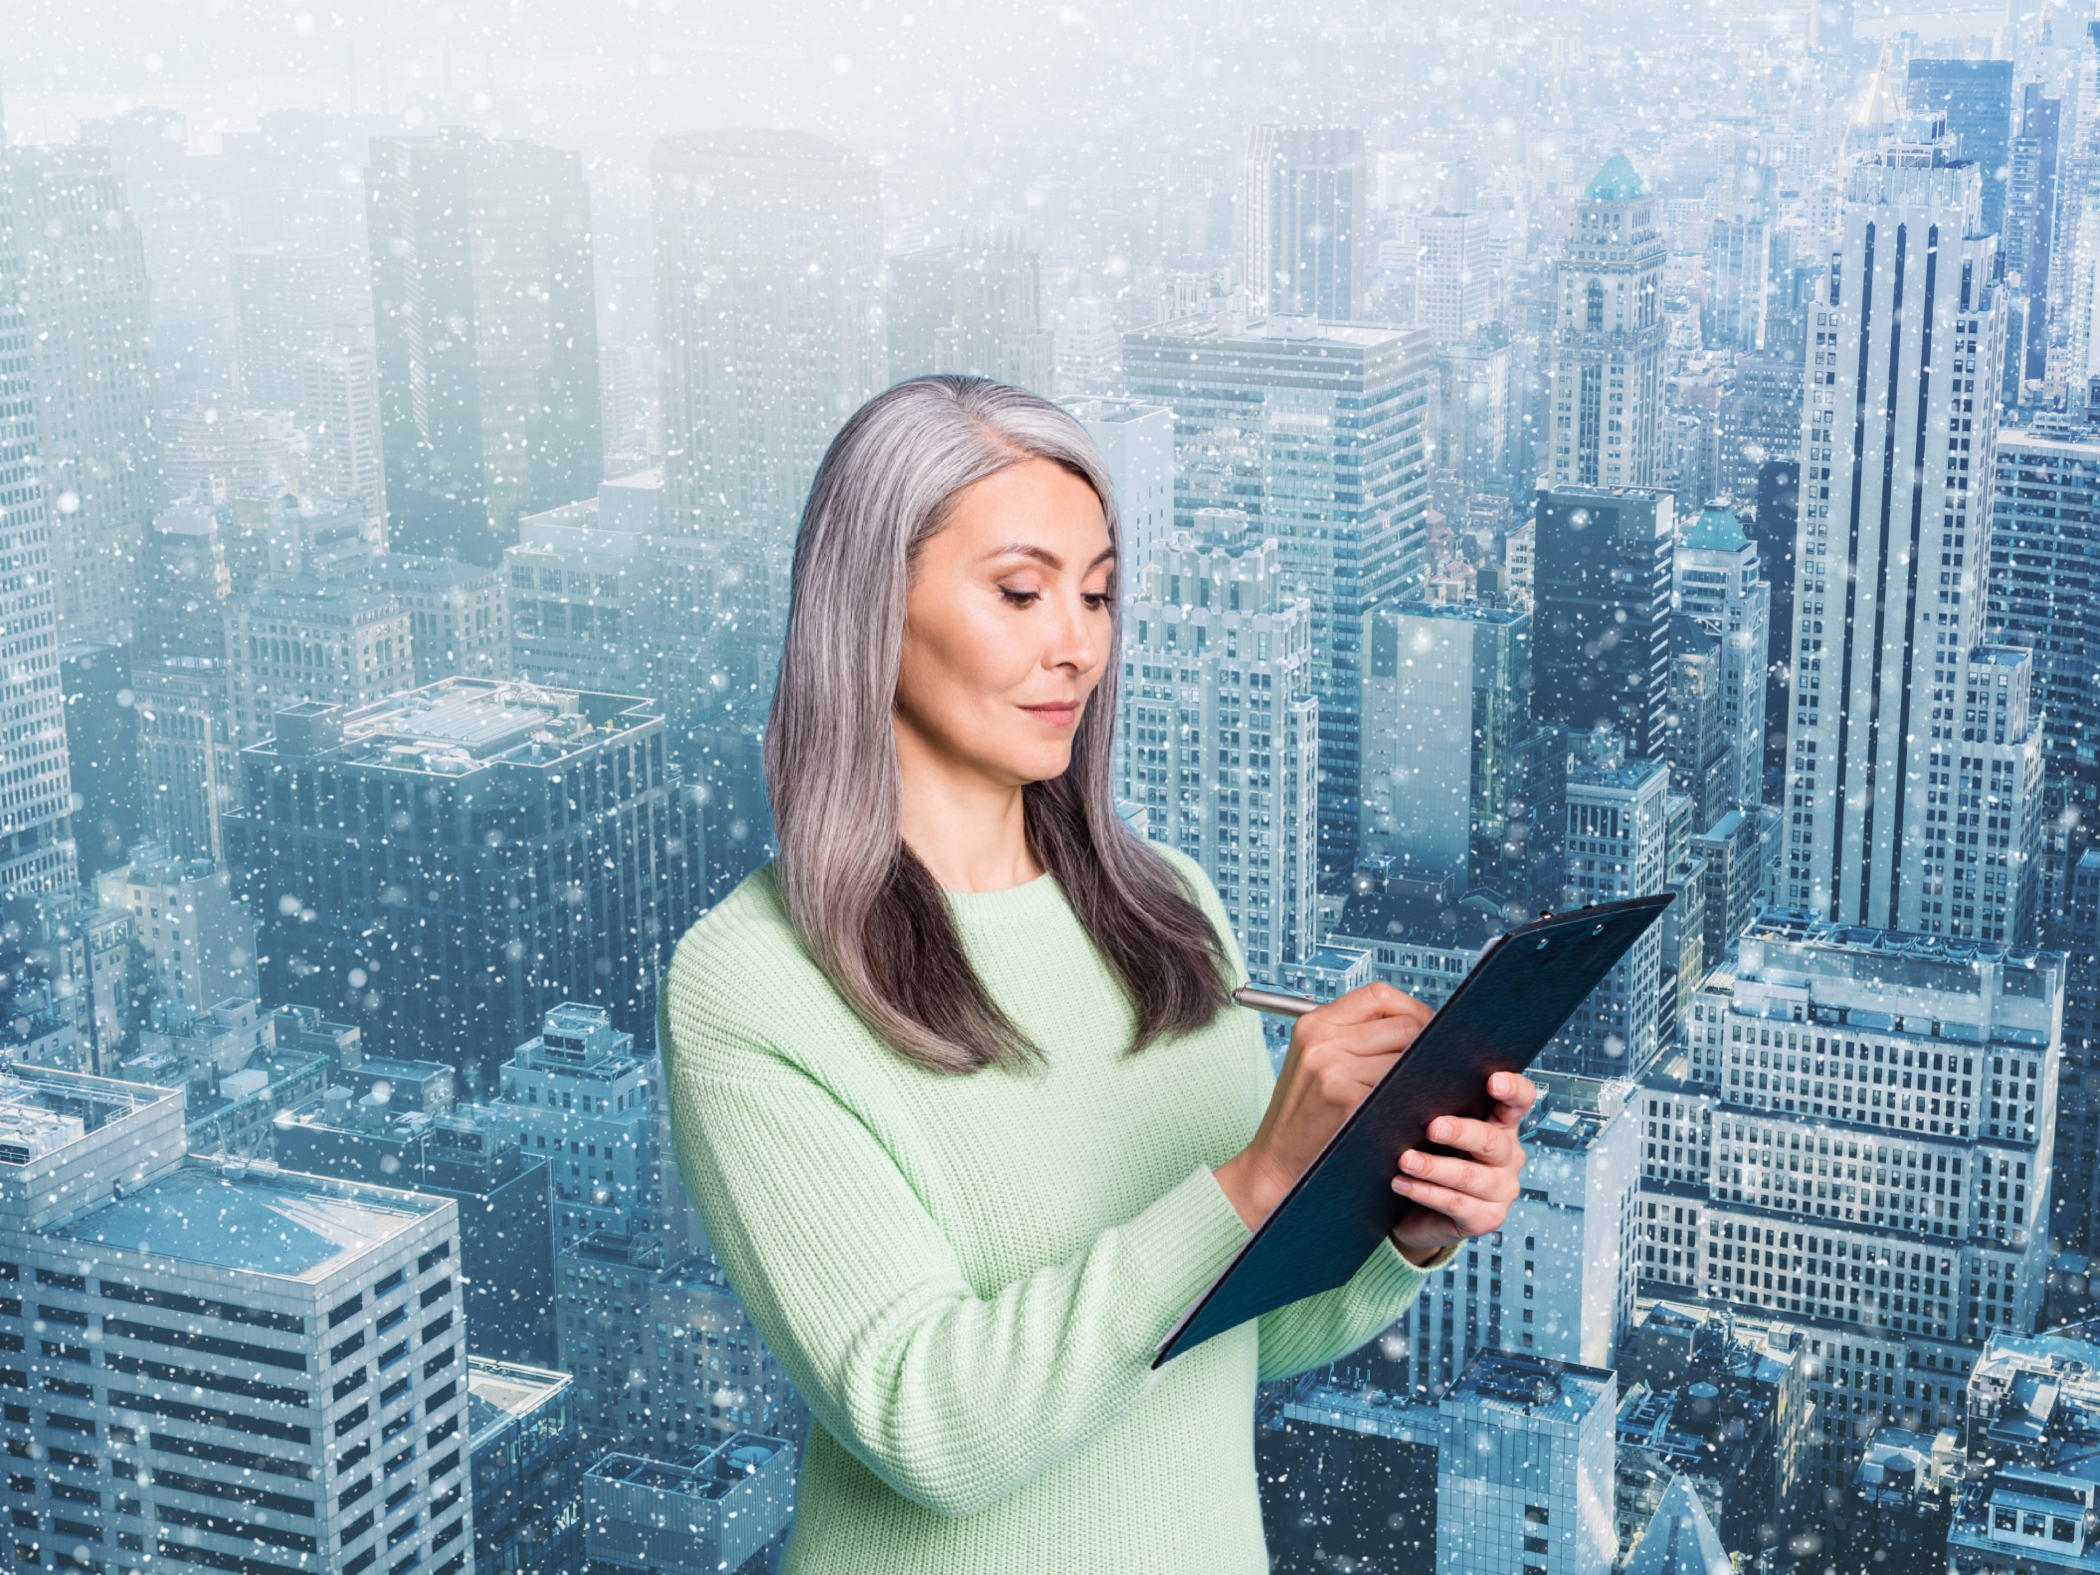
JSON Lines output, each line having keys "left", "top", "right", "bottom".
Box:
{"left": 0, "top": 154, "right": 82, "bottom": 900}
{"left": 1676, "top": 503, "right": 1771, "bottom": 811}
{"left": 1906, "top": 59, "right": 2015, "bottom": 236}
{"left": 272, "top": 1095, "right": 557, "bottom": 1365}
{"left": 1783, "top": 115, "right": 2039, "bottom": 941}
{"left": 230, "top": 246, "right": 354, "bottom": 412}
{"left": 489, "top": 1002, "right": 669, "bottom": 1252}
{"left": 1990, "top": 426, "right": 2100, "bottom": 919}
{"left": 298, "top": 325, "right": 387, "bottom": 527}
{"left": 1242, "top": 126, "right": 1367, "bottom": 321}
{"left": 467, "top": 1357, "right": 585, "bottom": 1575}
{"left": 1541, "top": 728, "right": 1670, "bottom": 1077}
{"left": 1679, "top": 912, "right": 2065, "bottom": 1483}
{"left": 1063, "top": 398, "right": 1174, "bottom": 575}
{"left": 653, "top": 130, "right": 883, "bottom": 546}
{"left": 1434, "top": 1351, "right": 1619, "bottom": 1575}
{"left": 1123, "top": 317, "right": 1435, "bottom": 886}
{"left": 366, "top": 129, "right": 603, "bottom": 563}
{"left": 93, "top": 842, "right": 260, "bottom": 1009}
{"left": 1114, "top": 512, "right": 1320, "bottom": 972}
{"left": 1533, "top": 486, "right": 1674, "bottom": 761}
{"left": 1404, "top": 1075, "right": 1639, "bottom": 1398}
{"left": 1547, "top": 157, "right": 1669, "bottom": 489}
{"left": 1415, "top": 209, "right": 1492, "bottom": 347}
{"left": 2006, "top": 86, "right": 2063, "bottom": 384}
{"left": 1359, "top": 601, "right": 1535, "bottom": 900}
{"left": 0, "top": 1063, "right": 475, "bottom": 1575}
{"left": 226, "top": 678, "right": 707, "bottom": 1074}
{"left": 223, "top": 576, "right": 415, "bottom": 748}
{"left": 6, "top": 144, "right": 162, "bottom": 647}
{"left": 555, "top": 1233, "right": 801, "bottom": 1456}
{"left": 132, "top": 658, "right": 240, "bottom": 861}
{"left": 1718, "top": 352, "right": 1805, "bottom": 503}
{"left": 932, "top": 230, "right": 1055, "bottom": 395}
{"left": 1707, "top": 213, "right": 1770, "bottom": 351}
{"left": 363, "top": 555, "right": 510, "bottom": 684}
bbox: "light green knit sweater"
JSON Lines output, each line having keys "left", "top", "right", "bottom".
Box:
{"left": 658, "top": 840, "right": 1428, "bottom": 1574}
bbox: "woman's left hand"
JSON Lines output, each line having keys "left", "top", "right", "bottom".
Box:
{"left": 1388, "top": 1071, "right": 1538, "bottom": 1267}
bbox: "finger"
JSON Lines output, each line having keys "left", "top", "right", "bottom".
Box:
{"left": 1319, "top": 1013, "right": 1434, "bottom": 1065}
{"left": 1314, "top": 981, "right": 1433, "bottom": 1029}
{"left": 1390, "top": 1176, "right": 1507, "bottom": 1237}
{"left": 1485, "top": 1072, "right": 1538, "bottom": 1127}
{"left": 1423, "top": 1115, "right": 1515, "bottom": 1167}
{"left": 1397, "top": 1148, "right": 1518, "bottom": 1203}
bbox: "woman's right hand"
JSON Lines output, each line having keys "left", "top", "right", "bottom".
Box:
{"left": 1212, "top": 982, "right": 1433, "bottom": 1231}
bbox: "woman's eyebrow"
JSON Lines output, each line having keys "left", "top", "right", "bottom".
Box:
{"left": 985, "top": 544, "right": 1118, "bottom": 570}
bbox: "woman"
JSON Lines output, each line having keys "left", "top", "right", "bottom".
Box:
{"left": 659, "top": 375, "right": 1535, "bottom": 1574}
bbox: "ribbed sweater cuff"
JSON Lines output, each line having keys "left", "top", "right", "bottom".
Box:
{"left": 1121, "top": 1165, "right": 1255, "bottom": 1350}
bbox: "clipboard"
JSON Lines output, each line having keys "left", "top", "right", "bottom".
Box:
{"left": 1153, "top": 892, "right": 1674, "bottom": 1367}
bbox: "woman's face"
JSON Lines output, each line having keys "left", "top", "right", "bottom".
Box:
{"left": 894, "top": 455, "right": 1116, "bottom": 790}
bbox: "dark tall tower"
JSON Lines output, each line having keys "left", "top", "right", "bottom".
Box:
{"left": 366, "top": 129, "right": 602, "bottom": 564}
{"left": 225, "top": 679, "right": 706, "bottom": 1077}
{"left": 1531, "top": 485, "right": 1674, "bottom": 762}
{"left": 1905, "top": 58, "right": 2015, "bottom": 236}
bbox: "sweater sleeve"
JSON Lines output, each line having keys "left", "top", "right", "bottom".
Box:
{"left": 1144, "top": 842, "right": 1430, "bottom": 1383}
{"left": 658, "top": 984, "right": 1260, "bottom": 1521}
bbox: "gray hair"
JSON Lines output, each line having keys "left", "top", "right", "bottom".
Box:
{"left": 763, "top": 375, "right": 1231, "bottom": 1073}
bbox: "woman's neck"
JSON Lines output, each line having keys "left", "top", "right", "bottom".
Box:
{"left": 896, "top": 744, "right": 1042, "bottom": 894}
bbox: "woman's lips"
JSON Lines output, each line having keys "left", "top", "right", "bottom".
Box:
{"left": 1020, "top": 703, "right": 1080, "bottom": 724}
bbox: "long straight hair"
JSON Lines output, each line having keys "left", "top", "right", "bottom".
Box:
{"left": 763, "top": 375, "right": 1232, "bottom": 1073}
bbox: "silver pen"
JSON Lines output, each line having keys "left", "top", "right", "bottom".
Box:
{"left": 1230, "top": 984, "right": 1320, "bottom": 1018}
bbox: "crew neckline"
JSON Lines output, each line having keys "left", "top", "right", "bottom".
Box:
{"left": 942, "top": 868, "right": 1060, "bottom": 907}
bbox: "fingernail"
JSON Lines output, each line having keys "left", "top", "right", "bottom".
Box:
{"left": 1430, "top": 1119, "right": 1451, "bottom": 1142}
{"left": 1403, "top": 1151, "right": 1425, "bottom": 1174}
{"left": 1490, "top": 1073, "right": 1508, "bottom": 1096}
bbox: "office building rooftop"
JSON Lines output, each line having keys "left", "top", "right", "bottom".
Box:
{"left": 52, "top": 1157, "right": 446, "bottom": 1281}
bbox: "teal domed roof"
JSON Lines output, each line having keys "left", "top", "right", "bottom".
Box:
{"left": 1684, "top": 503, "right": 1749, "bottom": 552}
{"left": 1585, "top": 154, "right": 1650, "bottom": 201}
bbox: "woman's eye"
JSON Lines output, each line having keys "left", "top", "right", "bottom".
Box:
{"left": 1082, "top": 592, "right": 1110, "bottom": 610}
{"left": 999, "top": 587, "right": 1039, "bottom": 607}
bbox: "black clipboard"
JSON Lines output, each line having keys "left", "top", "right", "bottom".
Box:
{"left": 1153, "top": 892, "right": 1673, "bottom": 1367}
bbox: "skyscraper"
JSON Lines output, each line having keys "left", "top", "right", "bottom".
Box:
{"left": 933, "top": 230, "right": 1055, "bottom": 396}
{"left": 1989, "top": 426, "right": 2100, "bottom": 924}
{"left": 1064, "top": 398, "right": 1174, "bottom": 575}
{"left": 1678, "top": 913, "right": 2065, "bottom": 1484}
{"left": 1414, "top": 209, "right": 1492, "bottom": 348}
{"left": 1533, "top": 485, "right": 1674, "bottom": 761}
{"left": 1543, "top": 728, "right": 1669, "bottom": 1078}
{"left": 1241, "top": 126, "right": 1367, "bottom": 322}
{"left": 225, "top": 679, "right": 707, "bottom": 1074}
{"left": 1783, "top": 115, "right": 2041, "bottom": 941}
{"left": 230, "top": 246, "right": 353, "bottom": 413}
{"left": 2006, "top": 86, "right": 2062, "bottom": 384}
{"left": 0, "top": 135, "right": 78, "bottom": 899}
{"left": 1434, "top": 1351, "right": 1619, "bottom": 1575}
{"left": 298, "top": 323, "right": 387, "bottom": 527}
{"left": 653, "top": 130, "right": 884, "bottom": 545}
{"left": 1359, "top": 601, "right": 1535, "bottom": 900}
{"left": 1676, "top": 503, "right": 1772, "bottom": 811}
{"left": 1123, "top": 316, "right": 1434, "bottom": 886}
{"left": 1114, "top": 511, "right": 1320, "bottom": 972}
{"left": 1707, "top": 212, "right": 1770, "bottom": 351}
{"left": 1906, "top": 59, "right": 2015, "bottom": 237}
{"left": 1547, "top": 156, "right": 1668, "bottom": 489}
{"left": 366, "top": 129, "right": 603, "bottom": 563}
{"left": 0, "top": 1064, "right": 476, "bottom": 1575}
{"left": 5, "top": 144, "right": 162, "bottom": 648}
